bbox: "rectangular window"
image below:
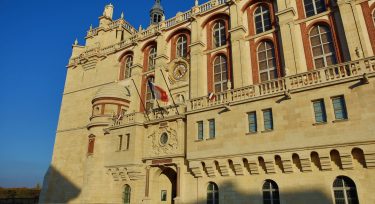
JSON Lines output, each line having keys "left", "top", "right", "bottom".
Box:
{"left": 209, "top": 119, "right": 215, "bottom": 139}
{"left": 125, "top": 134, "right": 130, "bottom": 150}
{"left": 118, "top": 135, "right": 123, "bottom": 151}
{"left": 197, "top": 121, "right": 204, "bottom": 140}
{"left": 118, "top": 134, "right": 130, "bottom": 151}
{"left": 248, "top": 112, "right": 257, "bottom": 133}
{"left": 332, "top": 96, "right": 348, "bottom": 120}
{"left": 313, "top": 99, "right": 327, "bottom": 123}
{"left": 263, "top": 109, "right": 273, "bottom": 131}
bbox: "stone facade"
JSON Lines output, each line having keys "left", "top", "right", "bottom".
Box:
{"left": 40, "top": 0, "right": 375, "bottom": 203}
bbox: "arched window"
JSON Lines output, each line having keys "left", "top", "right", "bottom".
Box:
{"left": 254, "top": 5, "right": 272, "bottom": 34}
{"left": 123, "top": 184, "right": 131, "bottom": 204}
{"left": 257, "top": 41, "right": 277, "bottom": 82}
{"left": 262, "top": 180, "right": 280, "bottom": 204}
{"left": 207, "top": 182, "right": 219, "bottom": 204}
{"left": 177, "top": 35, "right": 188, "bottom": 58}
{"left": 309, "top": 25, "right": 337, "bottom": 69}
{"left": 125, "top": 56, "right": 133, "bottom": 79}
{"left": 148, "top": 46, "right": 157, "bottom": 71}
{"left": 145, "top": 77, "right": 154, "bottom": 111}
{"left": 213, "top": 21, "right": 226, "bottom": 48}
{"left": 304, "top": 0, "right": 326, "bottom": 17}
{"left": 213, "top": 55, "right": 228, "bottom": 92}
{"left": 333, "top": 176, "right": 359, "bottom": 204}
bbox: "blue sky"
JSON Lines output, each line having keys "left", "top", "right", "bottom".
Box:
{"left": 0, "top": 0, "right": 194, "bottom": 188}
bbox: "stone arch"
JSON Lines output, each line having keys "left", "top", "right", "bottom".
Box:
{"left": 310, "top": 151, "right": 322, "bottom": 171}
{"left": 330, "top": 149, "right": 343, "bottom": 170}
{"left": 150, "top": 166, "right": 177, "bottom": 204}
{"left": 274, "top": 155, "right": 284, "bottom": 173}
{"left": 352, "top": 147, "right": 367, "bottom": 168}
{"left": 292, "top": 153, "right": 303, "bottom": 172}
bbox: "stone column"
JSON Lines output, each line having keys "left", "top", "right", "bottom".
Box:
{"left": 229, "top": 1, "right": 251, "bottom": 87}
{"left": 190, "top": 15, "right": 207, "bottom": 98}
{"left": 176, "top": 166, "right": 181, "bottom": 197}
{"left": 335, "top": 0, "right": 368, "bottom": 59}
{"left": 276, "top": 8, "right": 300, "bottom": 75}
{"left": 145, "top": 166, "right": 151, "bottom": 197}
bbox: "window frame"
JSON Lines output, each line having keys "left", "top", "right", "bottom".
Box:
{"left": 257, "top": 41, "right": 277, "bottom": 82}
{"left": 145, "top": 77, "right": 155, "bottom": 111}
{"left": 124, "top": 55, "right": 133, "bottom": 79}
{"left": 208, "top": 119, "right": 216, "bottom": 139}
{"left": 312, "top": 99, "right": 327, "bottom": 123}
{"left": 303, "top": 0, "right": 326, "bottom": 18}
{"left": 309, "top": 24, "right": 337, "bottom": 69}
{"left": 197, "top": 121, "right": 204, "bottom": 140}
{"left": 254, "top": 5, "right": 272, "bottom": 34}
{"left": 248, "top": 111, "right": 257, "bottom": 133}
{"left": 87, "top": 135, "right": 96, "bottom": 155}
{"left": 123, "top": 184, "right": 131, "bottom": 204}
{"left": 148, "top": 46, "right": 157, "bottom": 71}
{"left": 331, "top": 95, "right": 348, "bottom": 120}
{"left": 212, "top": 20, "right": 226, "bottom": 48}
{"left": 176, "top": 35, "right": 188, "bottom": 58}
{"left": 262, "top": 180, "right": 280, "bottom": 204}
{"left": 207, "top": 182, "right": 219, "bottom": 204}
{"left": 262, "top": 109, "right": 273, "bottom": 131}
{"left": 213, "top": 55, "right": 228, "bottom": 93}
{"left": 332, "top": 176, "right": 359, "bottom": 204}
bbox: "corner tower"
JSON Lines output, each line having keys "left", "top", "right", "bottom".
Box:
{"left": 150, "top": 0, "right": 164, "bottom": 25}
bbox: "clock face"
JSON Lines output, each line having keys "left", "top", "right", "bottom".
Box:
{"left": 173, "top": 64, "right": 187, "bottom": 80}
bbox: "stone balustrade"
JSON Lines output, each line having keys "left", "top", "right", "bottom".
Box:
{"left": 146, "top": 105, "right": 186, "bottom": 121}
{"left": 188, "top": 57, "right": 375, "bottom": 111}
{"left": 69, "top": 0, "right": 229, "bottom": 67}
{"left": 111, "top": 104, "right": 186, "bottom": 127}
{"left": 111, "top": 112, "right": 145, "bottom": 127}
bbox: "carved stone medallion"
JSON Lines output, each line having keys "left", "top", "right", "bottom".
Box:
{"left": 148, "top": 127, "right": 178, "bottom": 155}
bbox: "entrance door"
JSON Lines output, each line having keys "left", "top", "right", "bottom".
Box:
{"left": 156, "top": 167, "right": 177, "bottom": 204}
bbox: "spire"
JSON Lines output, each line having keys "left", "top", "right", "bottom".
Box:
{"left": 150, "top": 0, "right": 164, "bottom": 25}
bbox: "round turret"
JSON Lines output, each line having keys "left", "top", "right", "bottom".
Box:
{"left": 91, "top": 84, "right": 130, "bottom": 118}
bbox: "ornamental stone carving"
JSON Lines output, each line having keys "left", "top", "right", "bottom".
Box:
{"left": 148, "top": 127, "right": 178, "bottom": 156}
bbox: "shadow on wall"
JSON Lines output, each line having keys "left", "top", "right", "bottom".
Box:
{"left": 39, "top": 166, "right": 81, "bottom": 204}
{"left": 195, "top": 180, "right": 332, "bottom": 204}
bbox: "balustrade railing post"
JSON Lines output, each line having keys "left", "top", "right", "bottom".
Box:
{"left": 255, "top": 84, "right": 261, "bottom": 96}
{"left": 319, "top": 68, "right": 327, "bottom": 83}
{"left": 284, "top": 77, "right": 290, "bottom": 92}
{"left": 358, "top": 58, "right": 367, "bottom": 74}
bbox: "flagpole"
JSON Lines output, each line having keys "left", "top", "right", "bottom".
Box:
{"left": 147, "top": 79, "right": 164, "bottom": 118}
{"left": 159, "top": 69, "right": 180, "bottom": 115}
{"left": 131, "top": 79, "right": 150, "bottom": 121}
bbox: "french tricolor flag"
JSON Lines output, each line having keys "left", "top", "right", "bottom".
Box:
{"left": 147, "top": 80, "right": 169, "bottom": 102}
{"left": 208, "top": 92, "right": 216, "bottom": 101}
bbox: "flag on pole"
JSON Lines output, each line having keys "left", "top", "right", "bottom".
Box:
{"left": 147, "top": 79, "right": 169, "bottom": 102}
{"left": 208, "top": 92, "right": 216, "bottom": 101}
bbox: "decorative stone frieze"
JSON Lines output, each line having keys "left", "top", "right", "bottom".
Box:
{"left": 106, "top": 165, "right": 145, "bottom": 181}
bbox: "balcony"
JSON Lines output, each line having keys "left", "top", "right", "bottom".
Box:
{"left": 110, "top": 105, "right": 186, "bottom": 127}
{"left": 188, "top": 57, "right": 375, "bottom": 112}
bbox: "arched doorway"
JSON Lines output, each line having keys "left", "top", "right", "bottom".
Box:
{"left": 152, "top": 166, "right": 177, "bottom": 204}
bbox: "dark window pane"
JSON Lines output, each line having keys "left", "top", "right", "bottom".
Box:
{"left": 314, "top": 58, "right": 324, "bottom": 68}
